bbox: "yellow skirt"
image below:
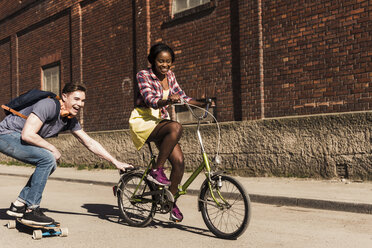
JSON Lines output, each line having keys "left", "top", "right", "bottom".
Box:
{"left": 129, "top": 107, "right": 167, "bottom": 150}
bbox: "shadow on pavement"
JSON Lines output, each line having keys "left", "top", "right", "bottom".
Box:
{"left": 150, "top": 219, "right": 215, "bottom": 238}
{"left": 1, "top": 207, "right": 95, "bottom": 221}
{"left": 0, "top": 208, "right": 38, "bottom": 236}
{"left": 81, "top": 203, "right": 216, "bottom": 238}
{"left": 81, "top": 203, "right": 120, "bottom": 223}
{"left": 0, "top": 208, "right": 12, "bottom": 221}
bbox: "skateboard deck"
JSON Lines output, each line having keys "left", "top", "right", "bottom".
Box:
{"left": 7, "top": 218, "right": 68, "bottom": 240}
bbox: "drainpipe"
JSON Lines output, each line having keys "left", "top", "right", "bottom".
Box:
{"left": 258, "top": 0, "right": 264, "bottom": 119}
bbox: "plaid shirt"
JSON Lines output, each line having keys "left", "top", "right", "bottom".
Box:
{"left": 136, "top": 68, "right": 191, "bottom": 119}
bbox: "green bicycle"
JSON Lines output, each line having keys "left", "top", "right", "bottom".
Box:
{"left": 114, "top": 99, "right": 251, "bottom": 239}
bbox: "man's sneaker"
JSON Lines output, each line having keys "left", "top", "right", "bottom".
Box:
{"left": 6, "top": 203, "right": 26, "bottom": 217}
{"left": 147, "top": 167, "right": 171, "bottom": 186}
{"left": 170, "top": 203, "right": 183, "bottom": 222}
{"left": 21, "top": 207, "right": 54, "bottom": 225}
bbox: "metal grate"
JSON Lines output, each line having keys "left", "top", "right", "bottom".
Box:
{"left": 336, "top": 164, "right": 349, "bottom": 179}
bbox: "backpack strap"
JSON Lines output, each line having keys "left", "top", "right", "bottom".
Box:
{"left": 48, "top": 97, "right": 61, "bottom": 123}
{"left": 1, "top": 96, "right": 61, "bottom": 121}
{"left": 1, "top": 105, "right": 28, "bottom": 119}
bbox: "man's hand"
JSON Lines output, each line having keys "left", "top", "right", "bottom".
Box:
{"left": 113, "top": 161, "right": 134, "bottom": 172}
{"left": 50, "top": 146, "right": 61, "bottom": 161}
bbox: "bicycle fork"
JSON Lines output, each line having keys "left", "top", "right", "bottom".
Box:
{"left": 195, "top": 125, "right": 230, "bottom": 210}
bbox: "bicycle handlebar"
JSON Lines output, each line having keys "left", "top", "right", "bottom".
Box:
{"left": 176, "top": 97, "right": 221, "bottom": 165}
{"left": 203, "top": 98, "right": 213, "bottom": 119}
{"left": 180, "top": 98, "right": 212, "bottom": 121}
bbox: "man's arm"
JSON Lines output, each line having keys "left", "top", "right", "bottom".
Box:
{"left": 21, "top": 113, "right": 61, "bottom": 160}
{"left": 72, "top": 129, "right": 133, "bottom": 170}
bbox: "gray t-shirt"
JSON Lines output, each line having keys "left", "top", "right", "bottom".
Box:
{"left": 0, "top": 98, "right": 81, "bottom": 138}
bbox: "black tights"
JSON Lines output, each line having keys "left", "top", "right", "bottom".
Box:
{"left": 147, "top": 120, "right": 184, "bottom": 195}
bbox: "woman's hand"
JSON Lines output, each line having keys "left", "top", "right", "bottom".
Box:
{"left": 167, "top": 94, "right": 181, "bottom": 104}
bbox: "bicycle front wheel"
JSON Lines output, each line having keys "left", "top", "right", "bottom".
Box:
{"left": 199, "top": 175, "right": 251, "bottom": 239}
{"left": 117, "top": 172, "right": 156, "bottom": 227}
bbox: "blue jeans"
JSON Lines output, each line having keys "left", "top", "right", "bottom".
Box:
{"left": 0, "top": 132, "right": 57, "bottom": 209}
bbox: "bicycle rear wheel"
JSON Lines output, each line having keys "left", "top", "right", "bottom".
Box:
{"left": 117, "top": 172, "right": 156, "bottom": 227}
{"left": 199, "top": 175, "right": 251, "bottom": 239}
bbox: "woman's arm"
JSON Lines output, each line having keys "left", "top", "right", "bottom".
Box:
{"left": 168, "top": 73, "right": 206, "bottom": 107}
{"left": 137, "top": 71, "right": 162, "bottom": 109}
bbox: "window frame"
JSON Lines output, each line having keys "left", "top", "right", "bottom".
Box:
{"left": 41, "top": 62, "right": 61, "bottom": 96}
{"left": 172, "top": 0, "right": 212, "bottom": 15}
{"left": 163, "top": 0, "right": 215, "bottom": 28}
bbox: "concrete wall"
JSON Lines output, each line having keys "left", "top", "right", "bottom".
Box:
{"left": 1, "top": 111, "right": 370, "bottom": 180}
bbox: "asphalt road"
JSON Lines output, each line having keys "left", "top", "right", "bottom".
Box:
{"left": 1, "top": 175, "right": 371, "bottom": 248}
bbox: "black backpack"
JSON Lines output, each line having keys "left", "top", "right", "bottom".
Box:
{"left": 1, "top": 89, "right": 61, "bottom": 122}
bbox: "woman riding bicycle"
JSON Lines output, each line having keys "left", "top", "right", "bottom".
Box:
{"left": 129, "top": 43, "right": 206, "bottom": 222}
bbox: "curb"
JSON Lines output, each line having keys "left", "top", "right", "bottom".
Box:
{"left": 249, "top": 194, "right": 372, "bottom": 215}
{"left": 0, "top": 172, "right": 115, "bottom": 187}
{"left": 1, "top": 172, "right": 371, "bottom": 215}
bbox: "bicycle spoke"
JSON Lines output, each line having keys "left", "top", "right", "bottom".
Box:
{"left": 117, "top": 173, "right": 155, "bottom": 227}
{"left": 200, "top": 175, "right": 250, "bottom": 239}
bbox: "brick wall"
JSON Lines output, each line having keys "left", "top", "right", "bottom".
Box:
{"left": 17, "top": 12, "right": 71, "bottom": 93}
{"left": 80, "top": 0, "right": 134, "bottom": 131}
{"left": 239, "top": 0, "right": 262, "bottom": 120}
{"left": 0, "top": 0, "right": 36, "bottom": 21}
{"left": 0, "top": 38, "right": 12, "bottom": 110}
{"left": 0, "top": 0, "right": 371, "bottom": 130}
{"left": 148, "top": 0, "right": 236, "bottom": 122}
{"left": 262, "top": 0, "right": 371, "bottom": 117}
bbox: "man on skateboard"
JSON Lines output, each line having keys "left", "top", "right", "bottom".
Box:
{"left": 1, "top": 83, "right": 133, "bottom": 225}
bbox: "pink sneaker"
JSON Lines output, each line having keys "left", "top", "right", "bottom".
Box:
{"left": 170, "top": 203, "right": 183, "bottom": 222}
{"left": 147, "top": 167, "right": 171, "bottom": 186}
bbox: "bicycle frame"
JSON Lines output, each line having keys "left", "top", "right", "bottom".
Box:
{"left": 129, "top": 101, "right": 227, "bottom": 208}
{"left": 117, "top": 101, "right": 250, "bottom": 239}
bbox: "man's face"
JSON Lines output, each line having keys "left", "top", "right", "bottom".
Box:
{"left": 62, "top": 90, "right": 86, "bottom": 116}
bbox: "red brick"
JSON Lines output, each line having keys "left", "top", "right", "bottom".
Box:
{"left": 0, "top": 0, "right": 371, "bottom": 127}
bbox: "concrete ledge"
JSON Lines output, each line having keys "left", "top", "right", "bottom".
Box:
{"left": 0, "top": 111, "right": 371, "bottom": 180}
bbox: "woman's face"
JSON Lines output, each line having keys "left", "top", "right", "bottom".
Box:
{"left": 154, "top": 51, "right": 173, "bottom": 76}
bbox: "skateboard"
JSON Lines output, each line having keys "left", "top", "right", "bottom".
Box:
{"left": 7, "top": 218, "right": 68, "bottom": 240}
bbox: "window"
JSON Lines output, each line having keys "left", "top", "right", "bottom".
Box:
{"left": 42, "top": 65, "right": 60, "bottom": 95}
{"left": 172, "top": 0, "right": 210, "bottom": 14}
{"left": 173, "top": 99, "right": 215, "bottom": 124}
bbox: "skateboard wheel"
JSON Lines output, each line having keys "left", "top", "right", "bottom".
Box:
{"left": 32, "top": 230, "right": 43, "bottom": 240}
{"left": 60, "top": 227, "right": 68, "bottom": 237}
{"left": 7, "top": 220, "right": 16, "bottom": 229}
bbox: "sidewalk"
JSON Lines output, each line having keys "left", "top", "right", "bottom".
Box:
{"left": 1, "top": 164, "right": 371, "bottom": 214}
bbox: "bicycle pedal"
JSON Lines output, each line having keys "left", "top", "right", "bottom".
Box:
{"left": 169, "top": 217, "right": 182, "bottom": 223}
{"left": 112, "top": 186, "right": 117, "bottom": 196}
